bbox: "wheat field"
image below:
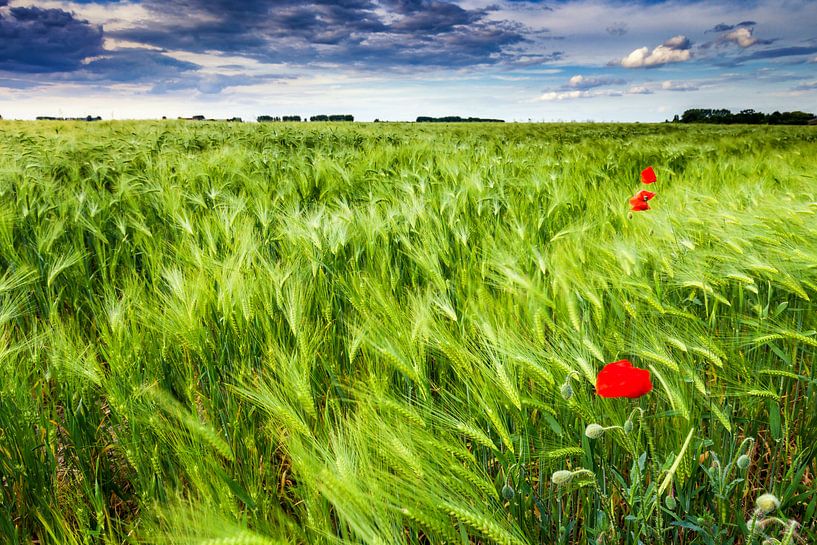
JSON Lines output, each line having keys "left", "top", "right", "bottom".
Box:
{"left": 1, "top": 120, "right": 816, "bottom": 544}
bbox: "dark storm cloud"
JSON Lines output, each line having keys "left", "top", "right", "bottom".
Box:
{"left": 0, "top": 76, "right": 40, "bottom": 89}
{"left": 707, "top": 21, "right": 756, "bottom": 33}
{"left": 150, "top": 73, "right": 287, "bottom": 94}
{"left": 737, "top": 46, "right": 817, "bottom": 63}
{"left": 711, "top": 45, "right": 817, "bottom": 68}
{"left": 387, "top": 0, "right": 484, "bottom": 33}
{"left": 606, "top": 22, "right": 627, "bottom": 36}
{"left": 1, "top": 0, "right": 553, "bottom": 93}
{"left": 81, "top": 49, "right": 199, "bottom": 83}
{"left": 0, "top": 6, "right": 103, "bottom": 72}
{"left": 111, "top": 0, "right": 538, "bottom": 69}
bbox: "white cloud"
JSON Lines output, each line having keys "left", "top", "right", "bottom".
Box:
{"left": 661, "top": 80, "right": 698, "bottom": 92}
{"left": 566, "top": 74, "right": 625, "bottom": 89}
{"left": 617, "top": 35, "right": 692, "bottom": 68}
{"left": 568, "top": 75, "right": 587, "bottom": 87}
{"left": 722, "top": 27, "right": 758, "bottom": 48}
{"left": 626, "top": 85, "right": 652, "bottom": 95}
{"left": 538, "top": 88, "right": 621, "bottom": 101}
{"left": 619, "top": 45, "right": 691, "bottom": 68}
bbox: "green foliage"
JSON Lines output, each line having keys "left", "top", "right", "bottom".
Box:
{"left": 0, "top": 120, "right": 816, "bottom": 544}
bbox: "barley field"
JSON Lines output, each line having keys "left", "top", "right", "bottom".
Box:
{"left": 1, "top": 121, "right": 816, "bottom": 544}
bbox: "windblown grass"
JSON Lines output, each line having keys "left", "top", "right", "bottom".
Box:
{"left": 1, "top": 120, "right": 816, "bottom": 544}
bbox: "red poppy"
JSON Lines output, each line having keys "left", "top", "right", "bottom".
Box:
{"left": 596, "top": 360, "right": 653, "bottom": 398}
{"left": 630, "top": 201, "right": 650, "bottom": 212}
{"left": 641, "top": 166, "right": 657, "bottom": 184}
{"left": 631, "top": 190, "right": 656, "bottom": 203}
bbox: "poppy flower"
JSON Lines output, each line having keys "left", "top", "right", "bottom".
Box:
{"left": 629, "top": 190, "right": 655, "bottom": 211}
{"left": 629, "top": 197, "right": 651, "bottom": 211}
{"left": 631, "top": 190, "right": 656, "bottom": 203}
{"left": 641, "top": 166, "right": 657, "bottom": 184}
{"left": 595, "top": 360, "right": 653, "bottom": 398}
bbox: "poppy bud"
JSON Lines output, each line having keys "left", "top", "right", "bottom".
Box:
{"left": 756, "top": 493, "right": 780, "bottom": 514}
{"left": 585, "top": 423, "right": 605, "bottom": 439}
{"left": 737, "top": 454, "right": 750, "bottom": 470}
{"left": 560, "top": 381, "right": 574, "bottom": 400}
{"left": 664, "top": 496, "right": 677, "bottom": 510}
{"left": 746, "top": 518, "right": 760, "bottom": 535}
{"left": 551, "top": 470, "right": 573, "bottom": 486}
{"left": 501, "top": 484, "right": 515, "bottom": 500}
{"left": 623, "top": 419, "right": 634, "bottom": 435}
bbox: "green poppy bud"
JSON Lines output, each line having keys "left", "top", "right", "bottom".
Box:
{"left": 755, "top": 493, "right": 780, "bottom": 514}
{"left": 585, "top": 423, "right": 605, "bottom": 439}
{"left": 746, "top": 518, "right": 760, "bottom": 535}
{"left": 623, "top": 419, "right": 634, "bottom": 435}
{"left": 737, "top": 454, "right": 750, "bottom": 470}
{"left": 560, "top": 381, "right": 574, "bottom": 400}
{"left": 551, "top": 470, "right": 573, "bottom": 486}
{"left": 664, "top": 496, "right": 677, "bottom": 510}
{"left": 501, "top": 484, "right": 515, "bottom": 500}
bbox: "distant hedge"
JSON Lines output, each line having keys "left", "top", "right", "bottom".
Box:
{"left": 672, "top": 109, "right": 815, "bottom": 125}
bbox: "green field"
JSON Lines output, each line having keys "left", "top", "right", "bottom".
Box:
{"left": 1, "top": 121, "right": 816, "bottom": 544}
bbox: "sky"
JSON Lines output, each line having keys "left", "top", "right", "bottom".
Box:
{"left": 0, "top": 0, "right": 816, "bottom": 121}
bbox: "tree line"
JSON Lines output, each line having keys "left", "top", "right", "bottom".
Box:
{"left": 416, "top": 116, "right": 505, "bottom": 123}
{"left": 672, "top": 109, "right": 816, "bottom": 125}
{"left": 258, "top": 115, "right": 303, "bottom": 122}
{"left": 35, "top": 116, "right": 102, "bottom": 122}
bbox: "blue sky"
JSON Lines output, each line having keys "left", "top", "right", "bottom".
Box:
{"left": 0, "top": 0, "right": 815, "bottom": 121}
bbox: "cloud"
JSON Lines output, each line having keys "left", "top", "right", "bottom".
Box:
{"left": 507, "top": 51, "right": 564, "bottom": 66}
{"left": 565, "top": 74, "right": 625, "bottom": 89}
{"left": 617, "top": 35, "right": 692, "bottom": 68}
{"left": 0, "top": 6, "right": 104, "bottom": 73}
{"left": 663, "top": 35, "right": 691, "bottom": 50}
{"left": 661, "top": 80, "right": 698, "bottom": 92}
{"left": 605, "top": 22, "right": 627, "bottom": 36}
{"left": 792, "top": 81, "right": 817, "bottom": 91}
{"left": 80, "top": 48, "right": 199, "bottom": 84}
{"left": 739, "top": 46, "right": 817, "bottom": 62}
{"left": 107, "top": 0, "right": 539, "bottom": 71}
{"left": 150, "top": 73, "right": 287, "bottom": 94}
{"left": 722, "top": 27, "right": 758, "bottom": 48}
{"left": 538, "top": 87, "right": 624, "bottom": 101}
{"left": 626, "top": 85, "right": 652, "bottom": 95}
{"left": 707, "top": 21, "right": 755, "bottom": 33}
{"left": 389, "top": 0, "right": 484, "bottom": 33}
